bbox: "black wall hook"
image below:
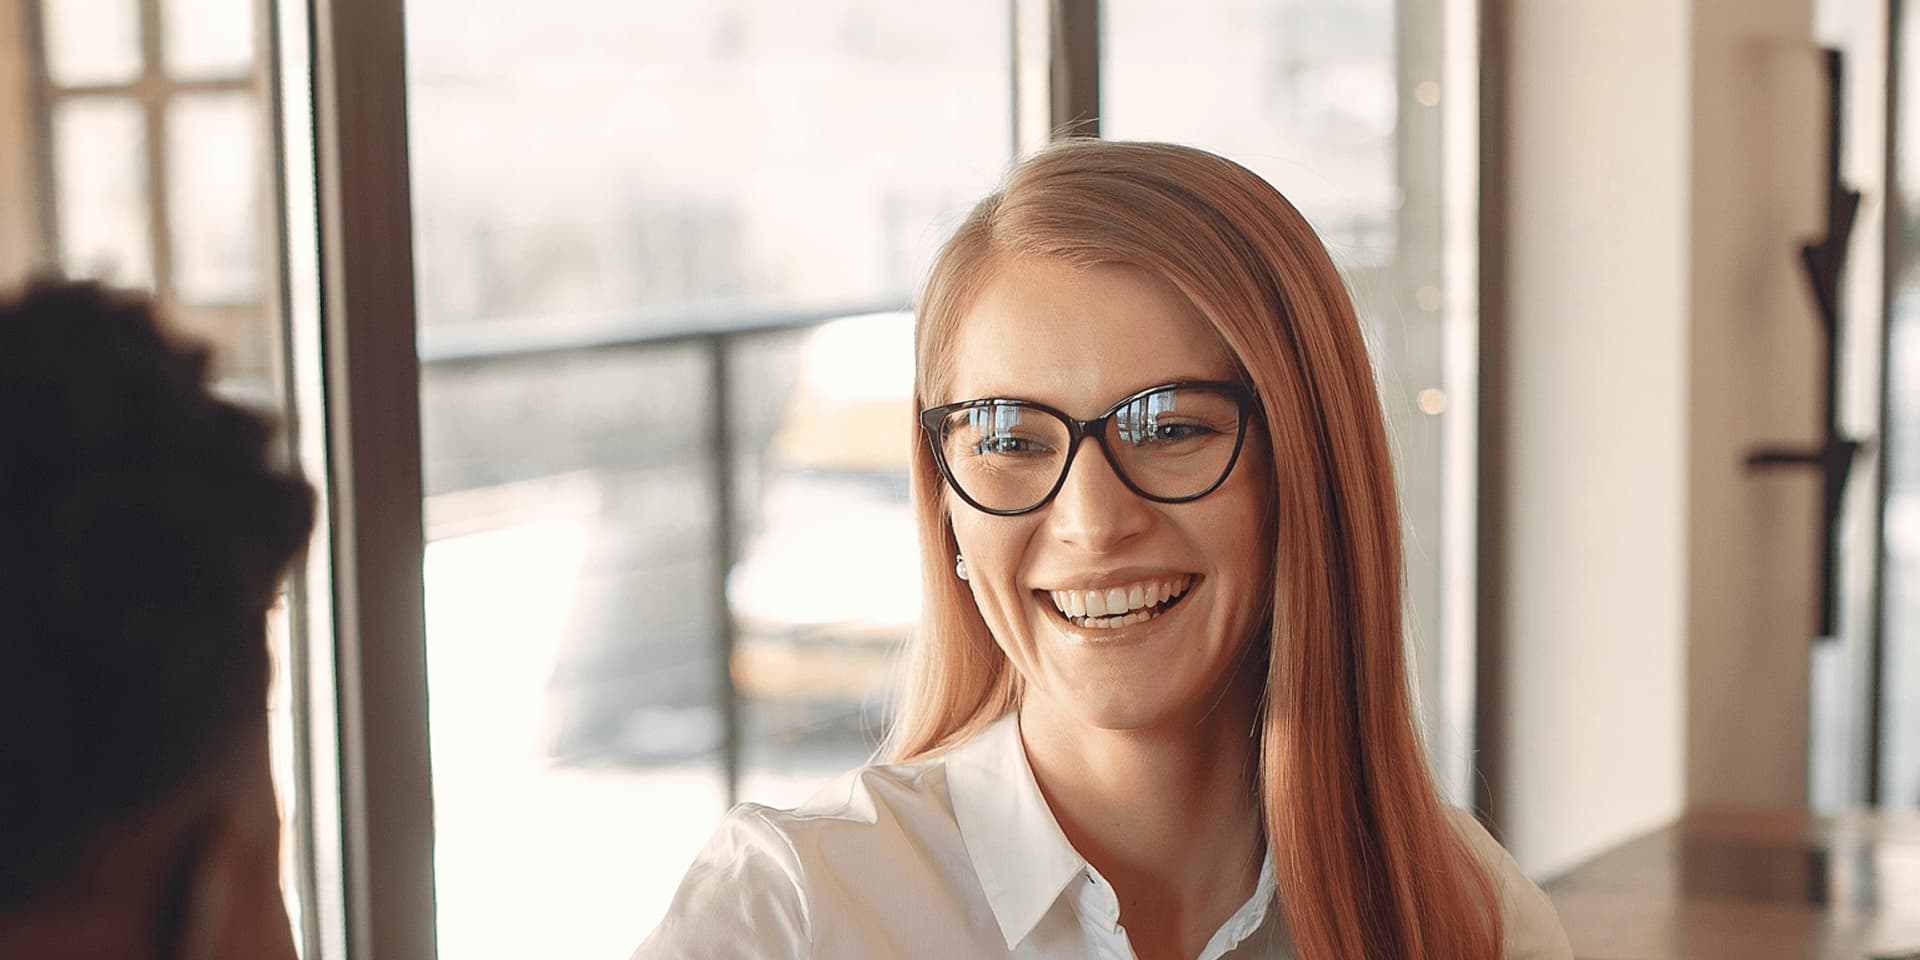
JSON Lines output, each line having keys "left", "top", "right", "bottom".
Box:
{"left": 1746, "top": 47, "right": 1872, "bottom": 640}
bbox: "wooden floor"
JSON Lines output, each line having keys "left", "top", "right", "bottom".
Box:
{"left": 1544, "top": 807, "right": 1920, "bottom": 960}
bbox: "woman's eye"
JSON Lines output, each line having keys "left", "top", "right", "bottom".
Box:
{"left": 974, "top": 435, "right": 1045, "bottom": 456}
{"left": 1142, "top": 421, "right": 1218, "bottom": 443}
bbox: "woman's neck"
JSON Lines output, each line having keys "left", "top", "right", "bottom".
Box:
{"left": 1017, "top": 683, "right": 1266, "bottom": 959}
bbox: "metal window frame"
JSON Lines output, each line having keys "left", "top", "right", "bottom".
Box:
{"left": 15, "top": 0, "right": 52, "bottom": 271}
{"left": 1472, "top": 0, "right": 1514, "bottom": 831}
{"left": 306, "top": 0, "right": 436, "bottom": 958}
{"left": 1050, "top": 0, "right": 1098, "bottom": 138}
{"left": 1871, "top": 0, "right": 1900, "bottom": 806}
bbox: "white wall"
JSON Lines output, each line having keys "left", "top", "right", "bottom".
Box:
{"left": 1488, "top": 0, "right": 1826, "bottom": 878}
{"left": 1489, "top": 0, "right": 1692, "bottom": 879}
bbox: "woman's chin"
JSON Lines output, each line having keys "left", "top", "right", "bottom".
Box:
{"left": 1025, "top": 663, "right": 1208, "bottom": 734}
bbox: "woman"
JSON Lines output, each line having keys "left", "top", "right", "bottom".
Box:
{"left": 637, "top": 141, "right": 1571, "bottom": 959}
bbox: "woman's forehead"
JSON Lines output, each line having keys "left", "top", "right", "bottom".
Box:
{"left": 943, "top": 259, "right": 1239, "bottom": 406}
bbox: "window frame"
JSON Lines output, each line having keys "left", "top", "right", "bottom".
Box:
{"left": 306, "top": 0, "right": 436, "bottom": 957}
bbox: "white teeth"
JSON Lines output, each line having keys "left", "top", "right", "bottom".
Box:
{"left": 1084, "top": 590, "right": 1108, "bottom": 618}
{"left": 1043, "top": 575, "right": 1198, "bottom": 625}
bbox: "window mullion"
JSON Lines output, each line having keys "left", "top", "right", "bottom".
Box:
{"left": 139, "top": 0, "right": 171, "bottom": 305}
{"left": 1050, "top": 0, "right": 1101, "bottom": 139}
{"left": 19, "top": 0, "right": 56, "bottom": 268}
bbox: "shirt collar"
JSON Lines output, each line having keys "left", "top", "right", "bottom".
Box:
{"left": 944, "top": 712, "right": 1087, "bottom": 950}
{"left": 944, "top": 712, "right": 1282, "bottom": 954}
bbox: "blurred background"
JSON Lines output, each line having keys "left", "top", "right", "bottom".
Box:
{"left": 0, "top": 0, "right": 1916, "bottom": 957}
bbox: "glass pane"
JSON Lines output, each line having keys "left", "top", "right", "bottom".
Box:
{"left": 1105, "top": 0, "right": 1400, "bottom": 257}
{"left": 406, "top": 1, "right": 1011, "bottom": 954}
{"left": 52, "top": 96, "right": 153, "bottom": 289}
{"left": 167, "top": 92, "right": 263, "bottom": 305}
{"left": 1105, "top": 0, "right": 1466, "bottom": 796}
{"left": 161, "top": 0, "right": 255, "bottom": 78}
{"left": 41, "top": 0, "right": 143, "bottom": 87}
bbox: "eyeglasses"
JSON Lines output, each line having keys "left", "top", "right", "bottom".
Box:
{"left": 919, "top": 380, "right": 1257, "bottom": 516}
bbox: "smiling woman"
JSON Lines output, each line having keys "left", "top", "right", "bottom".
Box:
{"left": 635, "top": 140, "right": 1571, "bottom": 960}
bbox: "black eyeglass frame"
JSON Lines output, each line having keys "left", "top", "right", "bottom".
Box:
{"left": 918, "top": 379, "right": 1259, "bottom": 517}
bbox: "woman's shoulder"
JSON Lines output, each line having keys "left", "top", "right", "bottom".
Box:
{"left": 752, "top": 753, "right": 959, "bottom": 837}
{"left": 632, "top": 802, "right": 811, "bottom": 958}
{"left": 632, "top": 756, "right": 969, "bottom": 959}
{"left": 1441, "top": 806, "right": 1575, "bottom": 960}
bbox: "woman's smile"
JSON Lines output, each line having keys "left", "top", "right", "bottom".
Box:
{"left": 1035, "top": 573, "right": 1200, "bottom": 632}
{"left": 1033, "top": 585, "right": 1203, "bottom": 648}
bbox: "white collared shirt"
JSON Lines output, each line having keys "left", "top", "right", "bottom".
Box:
{"left": 634, "top": 714, "right": 1572, "bottom": 959}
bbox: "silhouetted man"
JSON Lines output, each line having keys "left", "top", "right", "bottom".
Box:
{"left": 0, "top": 281, "right": 313, "bottom": 960}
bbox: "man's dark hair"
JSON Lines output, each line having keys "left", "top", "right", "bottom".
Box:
{"left": 0, "top": 280, "right": 316, "bottom": 915}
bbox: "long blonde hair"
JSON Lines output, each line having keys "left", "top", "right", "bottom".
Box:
{"left": 888, "top": 140, "right": 1502, "bottom": 958}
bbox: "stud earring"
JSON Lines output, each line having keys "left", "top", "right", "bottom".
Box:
{"left": 954, "top": 554, "right": 969, "bottom": 581}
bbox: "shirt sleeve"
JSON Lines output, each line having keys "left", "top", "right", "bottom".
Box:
{"left": 631, "top": 803, "right": 811, "bottom": 960}
{"left": 1444, "top": 807, "right": 1575, "bottom": 960}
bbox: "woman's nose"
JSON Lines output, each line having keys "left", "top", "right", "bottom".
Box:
{"left": 1044, "top": 437, "right": 1153, "bottom": 552}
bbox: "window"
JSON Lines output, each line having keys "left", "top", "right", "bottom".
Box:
{"left": 0, "top": 1, "right": 1484, "bottom": 954}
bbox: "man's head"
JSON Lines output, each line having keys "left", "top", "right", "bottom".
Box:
{"left": 0, "top": 281, "right": 313, "bottom": 959}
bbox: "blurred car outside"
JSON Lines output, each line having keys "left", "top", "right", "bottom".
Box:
{"left": 726, "top": 311, "right": 922, "bottom": 745}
